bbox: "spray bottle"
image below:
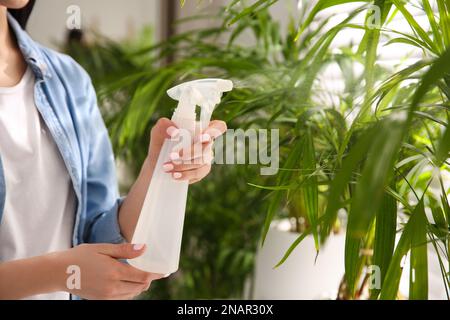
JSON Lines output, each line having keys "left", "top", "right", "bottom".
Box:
{"left": 129, "top": 79, "right": 233, "bottom": 275}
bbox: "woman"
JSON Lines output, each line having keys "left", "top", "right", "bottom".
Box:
{"left": 0, "top": 0, "right": 226, "bottom": 299}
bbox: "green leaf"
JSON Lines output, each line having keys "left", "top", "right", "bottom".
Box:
{"left": 302, "top": 128, "right": 319, "bottom": 250}
{"left": 357, "top": 0, "right": 392, "bottom": 56}
{"left": 370, "top": 190, "right": 397, "bottom": 299}
{"left": 274, "top": 229, "right": 310, "bottom": 268}
{"left": 295, "top": 0, "right": 365, "bottom": 41}
{"left": 384, "top": 37, "right": 429, "bottom": 50}
{"left": 391, "top": 0, "right": 438, "bottom": 53}
{"left": 321, "top": 125, "right": 376, "bottom": 241}
{"left": 429, "top": 198, "right": 447, "bottom": 239}
{"left": 261, "top": 137, "right": 303, "bottom": 245}
{"left": 379, "top": 199, "right": 426, "bottom": 300}
{"left": 422, "top": 0, "right": 444, "bottom": 53}
{"left": 440, "top": 181, "right": 450, "bottom": 224}
{"left": 409, "top": 201, "right": 428, "bottom": 300}
{"left": 290, "top": 11, "right": 366, "bottom": 90}
{"left": 226, "top": 0, "right": 278, "bottom": 26}
{"left": 436, "top": 124, "right": 450, "bottom": 166}
{"left": 411, "top": 48, "right": 450, "bottom": 109}
{"left": 362, "top": 1, "right": 391, "bottom": 99}
{"left": 344, "top": 231, "right": 364, "bottom": 297}
{"left": 347, "top": 118, "right": 404, "bottom": 238}
{"left": 275, "top": 215, "right": 327, "bottom": 268}
{"left": 437, "top": 0, "right": 450, "bottom": 48}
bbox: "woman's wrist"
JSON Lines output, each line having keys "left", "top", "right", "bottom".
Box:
{"left": 141, "top": 154, "right": 157, "bottom": 188}
{"left": 146, "top": 149, "right": 158, "bottom": 171}
{"left": 43, "top": 251, "right": 70, "bottom": 293}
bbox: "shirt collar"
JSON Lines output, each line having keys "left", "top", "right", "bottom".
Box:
{"left": 7, "top": 12, "right": 51, "bottom": 81}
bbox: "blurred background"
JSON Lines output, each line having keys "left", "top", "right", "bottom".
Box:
{"left": 27, "top": 0, "right": 298, "bottom": 47}
{"left": 24, "top": 0, "right": 450, "bottom": 300}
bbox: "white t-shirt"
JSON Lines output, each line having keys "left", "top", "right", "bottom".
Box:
{"left": 0, "top": 68, "right": 76, "bottom": 300}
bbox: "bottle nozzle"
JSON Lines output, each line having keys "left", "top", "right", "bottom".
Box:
{"left": 167, "top": 79, "right": 233, "bottom": 130}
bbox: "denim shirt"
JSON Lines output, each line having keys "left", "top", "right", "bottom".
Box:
{"left": 0, "top": 14, "right": 125, "bottom": 246}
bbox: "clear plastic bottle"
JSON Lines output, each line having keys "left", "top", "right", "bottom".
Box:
{"left": 129, "top": 79, "right": 233, "bottom": 274}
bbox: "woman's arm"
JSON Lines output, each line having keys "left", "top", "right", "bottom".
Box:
{"left": 0, "top": 253, "right": 62, "bottom": 299}
{"left": 118, "top": 155, "right": 155, "bottom": 242}
{"left": 0, "top": 243, "right": 158, "bottom": 300}
{"left": 118, "top": 118, "right": 227, "bottom": 242}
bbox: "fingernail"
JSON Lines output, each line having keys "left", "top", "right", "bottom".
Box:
{"left": 133, "top": 244, "right": 145, "bottom": 251}
{"left": 166, "top": 126, "right": 179, "bottom": 138}
{"left": 170, "top": 152, "right": 180, "bottom": 161}
{"left": 163, "top": 163, "right": 174, "bottom": 172}
{"left": 173, "top": 172, "right": 182, "bottom": 179}
{"left": 200, "top": 133, "right": 211, "bottom": 143}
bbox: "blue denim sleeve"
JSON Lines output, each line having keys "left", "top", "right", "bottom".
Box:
{"left": 83, "top": 79, "right": 126, "bottom": 244}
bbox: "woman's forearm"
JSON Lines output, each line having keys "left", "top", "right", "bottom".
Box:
{"left": 118, "top": 156, "right": 155, "bottom": 242}
{"left": 0, "top": 253, "right": 64, "bottom": 300}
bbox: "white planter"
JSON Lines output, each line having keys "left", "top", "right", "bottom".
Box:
{"left": 252, "top": 220, "right": 346, "bottom": 300}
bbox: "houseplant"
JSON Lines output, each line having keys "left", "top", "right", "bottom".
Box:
{"left": 223, "top": 0, "right": 450, "bottom": 299}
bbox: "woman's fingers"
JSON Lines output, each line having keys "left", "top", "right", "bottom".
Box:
{"left": 173, "top": 120, "right": 226, "bottom": 155}
{"left": 115, "top": 281, "right": 149, "bottom": 297}
{"left": 117, "top": 262, "right": 155, "bottom": 284}
{"left": 95, "top": 243, "right": 146, "bottom": 260}
{"left": 170, "top": 120, "right": 226, "bottom": 160}
{"left": 165, "top": 143, "right": 213, "bottom": 172}
{"left": 171, "top": 164, "right": 212, "bottom": 182}
{"left": 179, "top": 143, "right": 206, "bottom": 161}
{"left": 164, "top": 120, "right": 224, "bottom": 183}
{"left": 108, "top": 268, "right": 164, "bottom": 299}
{"left": 204, "top": 120, "right": 227, "bottom": 140}
{"left": 170, "top": 140, "right": 213, "bottom": 163}
{"left": 164, "top": 162, "right": 209, "bottom": 173}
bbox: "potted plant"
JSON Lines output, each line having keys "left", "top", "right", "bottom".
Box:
{"left": 225, "top": 0, "right": 450, "bottom": 300}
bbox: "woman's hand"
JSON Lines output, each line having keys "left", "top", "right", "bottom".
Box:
{"left": 149, "top": 117, "right": 227, "bottom": 184}
{"left": 56, "top": 243, "right": 162, "bottom": 300}
{"left": 118, "top": 117, "right": 227, "bottom": 241}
